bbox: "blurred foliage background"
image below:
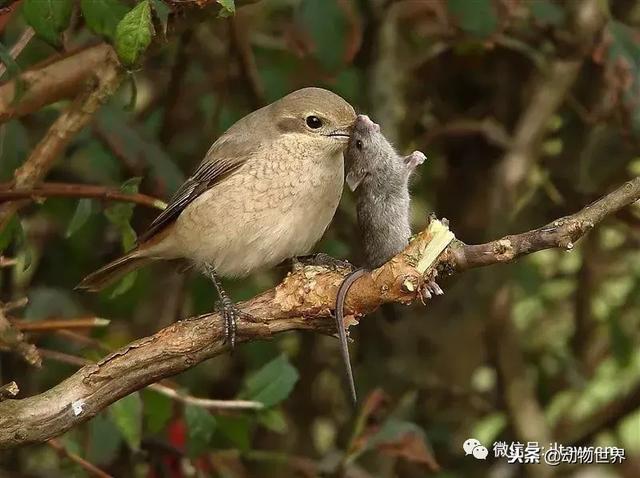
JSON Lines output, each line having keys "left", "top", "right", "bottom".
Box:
{"left": 1, "top": 0, "right": 640, "bottom": 477}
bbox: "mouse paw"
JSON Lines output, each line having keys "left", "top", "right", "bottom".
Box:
{"left": 418, "top": 280, "right": 444, "bottom": 304}
{"left": 404, "top": 151, "right": 427, "bottom": 169}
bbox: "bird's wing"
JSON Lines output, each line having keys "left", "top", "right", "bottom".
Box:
{"left": 138, "top": 135, "right": 255, "bottom": 243}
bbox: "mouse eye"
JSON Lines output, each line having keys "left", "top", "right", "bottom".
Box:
{"left": 355, "top": 140, "right": 363, "bottom": 151}
{"left": 306, "top": 115, "right": 323, "bottom": 129}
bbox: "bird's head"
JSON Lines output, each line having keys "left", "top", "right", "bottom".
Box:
{"left": 272, "top": 87, "right": 356, "bottom": 154}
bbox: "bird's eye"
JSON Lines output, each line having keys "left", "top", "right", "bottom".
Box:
{"left": 356, "top": 140, "right": 363, "bottom": 151}
{"left": 306, "top": 115, "right": 323, "bottom": 129}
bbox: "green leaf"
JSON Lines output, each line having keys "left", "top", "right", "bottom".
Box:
{"left": 447, "top": 0, "right": 497, "bottom": 38}
{"left": 185, "top": 405, "right": 217, "bottom": 458}
{"left": 109, "top": 270, "right": 137, "bottom": 298}
{"left": 215, "top": 415, "right": 252, "bottom": 451}
{"left": 22, "top": 0, "right": 73, "bottom": 47}
{"left": 240, "top": 354, "right": 299, "bottom": 407}
{"left": 217, "top": 0, "right": 235, "bottom": 17}
{"left": 66, "top": 199, "right": 93, "bottom": 238}
{"left": 115, "top": 0, "right": 154, "bottom": 67}
{"left": 104, "top": 178, "right": 141, "bottom": 230}
{"left": 530, "top": 0, "right": 566, "bottom": 27}
{"left": 81, "top": 0, "right": 129, "bottom": 41}
{"left": 104, "top": 179, "right": 140, "bottom": 298}
{"left": 108, "top": 392, "right": 143, "bottom": 450}
{"left": 142, "top": 389, "right": 173, "bottom": 434}
{"left": 14, "top": 219, "right": 31, "bottom": 271}
{"left": 258, "top": 407, "right": 287, "bottom": 434}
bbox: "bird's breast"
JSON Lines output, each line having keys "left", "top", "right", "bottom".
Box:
{"left": 172, "top": 146, "right": 344, "bottom": 277}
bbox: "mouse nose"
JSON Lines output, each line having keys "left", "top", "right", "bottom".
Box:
{"left": 357, "top": 114, "right": 380, "bottom": 133}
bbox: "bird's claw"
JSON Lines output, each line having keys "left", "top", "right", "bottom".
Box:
{"left": 216, "top": 297, "right": 254, "bottom": 350}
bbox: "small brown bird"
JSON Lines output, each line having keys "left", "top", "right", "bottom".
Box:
{"left": 78, "top": 87, "right": 356, "bottom": 345}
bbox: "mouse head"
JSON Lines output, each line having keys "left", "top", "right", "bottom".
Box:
{"left": 345, "top": 114, "right": 389, "bottom": 191}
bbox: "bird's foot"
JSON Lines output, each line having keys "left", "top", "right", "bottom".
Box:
{"left": 214, "top": 297, "right": 254, "bottom": 349}
{"left": 295, "top": 253, "right": 354, "bottom": 272}
{"left": 203, "top": 263, "right": 255, "bottom": 350}
{"left": 419, "top": 280, "right": 444, "bottom": 304}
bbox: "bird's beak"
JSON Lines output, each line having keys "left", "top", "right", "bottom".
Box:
{"left": 325, "top": 125, "right": 352, "bottom": 141}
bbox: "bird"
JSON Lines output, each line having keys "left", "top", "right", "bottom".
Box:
{"left": 78, "top": 87, "right": 357, "bottom": 347}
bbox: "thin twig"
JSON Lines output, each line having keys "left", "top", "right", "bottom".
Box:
{"left": 38, "top": 348, "right": 89, "bottom": 368}
{"left": 0, "top": 27, "right": 35, "bottom": 78}
{"left": 149, "top": 383, "right": 264, "bottom": 411}
{"left": 48, "top": 439, "right": 113, "bottom": 478}
{"left": 0, "top": 255, "right": 17, "bottom": 267}
{"left": 11, "top": 317, "right": 110, "bottom": 332}
{"left": 0, "top": 182, "right": 166, "bottom": 210}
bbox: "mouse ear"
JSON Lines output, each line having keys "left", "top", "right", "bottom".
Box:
{"left": 346, "top": 169, "right": 365, "bottom": 191}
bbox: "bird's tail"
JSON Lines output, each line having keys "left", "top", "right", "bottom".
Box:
{"left": 76, "top": 250, "right": 151, "bottom": 292}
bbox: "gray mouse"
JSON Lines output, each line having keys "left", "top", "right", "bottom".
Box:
{"left": 335, "top": 114, "right": 442, "bottom": 404}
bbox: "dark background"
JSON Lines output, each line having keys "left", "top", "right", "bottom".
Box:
{"left": 1, "top": 0, "right": 639, "bottom": 477}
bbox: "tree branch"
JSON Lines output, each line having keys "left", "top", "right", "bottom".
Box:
{"left": 0, "top": 44, "right": 117, "bottom": 124}
{"left": 445, "top": 177, "right": 640, "bottom": 271}
{"left": 0, "top": 182, "right": 167, "bottom": 210}
{"left": 0, "top": 306, "right": 40, "bottom": 367}
{"left": 0, "top": 55, "right": 123, "bottom": 231}
{"left": 0, "top": 176, "right": 638, "bottom": 448}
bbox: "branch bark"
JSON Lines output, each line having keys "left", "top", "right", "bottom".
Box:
{"left": 0, "top": 176, "right": 638, "bottom": 448}
{"left": 0, "top": 44, "right": 117, "bottom": 124}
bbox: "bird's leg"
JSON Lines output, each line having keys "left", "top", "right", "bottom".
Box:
{"left": 203, "top": 264, "right": 252, "bottom": 349}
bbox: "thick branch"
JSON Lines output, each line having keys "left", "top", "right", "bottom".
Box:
{"left": 0, "top": 182, "right": 166, "bottom": 210}
{"left": 0, "top": 44, "right": 117, "bottom": 124}
{"left": 0, "top": 177, "right": 638, "bottom": 448}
